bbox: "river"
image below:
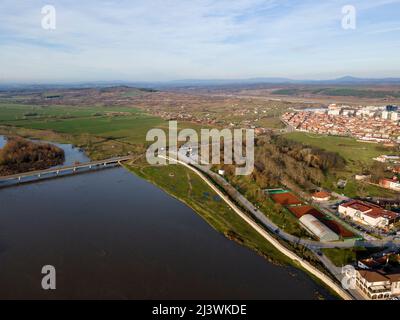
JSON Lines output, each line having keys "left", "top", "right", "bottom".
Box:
{"left": 0, "top": 135, "right": 6, "bottom": 149}
{"left": 0, "top": 137, "right": 335, "bottom": 299}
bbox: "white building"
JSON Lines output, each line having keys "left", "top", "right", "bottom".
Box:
{"left": 328, "top": 109, "right": 341, "bottom": 116}
{"left": 338, "top": 200, "right": 399, "bottom": 228}
{"left": 382, "top": 111, "right": 390, "bottom": 120}
{"left": 356, "top": 269, "right": 400, "bottom": 300}
{"left": 373, "top": 155, "right": 400, "bottom": 163}
{"left": 299, "top": 214, "right": 339, "bottom": 242}
{"left": 391, "top": 112, "right": 399, "bottom": 122}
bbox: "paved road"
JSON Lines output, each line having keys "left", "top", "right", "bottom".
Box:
{"left": 160, "top": 154, "right": 353, "bottom": 300}
{"left": 175, "top": 148, "right": 400, "bottom": 249}
{"left": 170, "top": 146, "right": 400, "bottom": 300}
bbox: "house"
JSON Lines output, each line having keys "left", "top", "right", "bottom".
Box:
{"left": 379, "top": 178, "right": 400, "bottom": 192}
{"left": 356, "top": 269, "right": 400, "bottom": 299}
{"left": 338, "top": 200, "right": 399, "bottom": 228}
{"left": 337, "top": 179, "right": 347, "bottom": 189}
{"left": 355, "top": 174, "right": 371, "bottom": 181}
{"left": 312, "top": 191, "right": 331, "bottom": 202}
{"left": 355, "top": 253, "right": 400, "bottom": 300}
{"left": 374, "top": 155, "right": 400, "bottom": 163}
{"left": 392, "top": 166, "right": 400, "bottom": 174}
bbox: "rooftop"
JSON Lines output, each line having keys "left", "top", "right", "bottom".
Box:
{"left": 312, "top": 191, "right": 331, "bottom": 199}
{"left": 341, "top": 200, "right": 399, "bottom": 220}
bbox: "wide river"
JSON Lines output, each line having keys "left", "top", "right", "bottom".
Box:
{"left": 0, "top": 136, "right": 335, "bottom": 299}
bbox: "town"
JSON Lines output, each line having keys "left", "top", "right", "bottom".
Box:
{"left": 282, "top": 104, "right": 400, "bottom": 144}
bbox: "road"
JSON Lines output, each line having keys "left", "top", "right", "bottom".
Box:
{"left": 175, "top": 147, "right": 400, "bottom": 249}
{"left": 161, "top": 146, "right": 400, "bottom": 299}
{"left": 159, "top": 153, "right": 353, "bottom": 300}
{"left": 0, "top": 156, "right": 134, "bottom": 182}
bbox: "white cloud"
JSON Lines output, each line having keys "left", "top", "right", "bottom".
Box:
{"left": 0, "top": 0, "right": 399, "bottom": 82}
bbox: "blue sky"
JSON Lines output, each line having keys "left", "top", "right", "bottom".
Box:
{"left": 0, "top": 0, "right": 400, "bottom": 83}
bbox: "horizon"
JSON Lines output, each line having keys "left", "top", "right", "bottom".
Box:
{"left": 2, "top": 75, "right": 400, "bottom": 86}
{"left": 1, "top": 0, "right": 400, "bottom": 82}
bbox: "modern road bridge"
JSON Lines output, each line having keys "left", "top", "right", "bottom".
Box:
{"left": 0, "top": 155, "right": 133, "bottom": 187}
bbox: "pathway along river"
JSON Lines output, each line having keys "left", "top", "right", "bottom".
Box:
{"left": 0, "top": 136, "right": 335, "bottom": 299}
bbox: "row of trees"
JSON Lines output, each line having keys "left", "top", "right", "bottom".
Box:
{"left": 0, "top": 137, "right": 65, "bottom": 175}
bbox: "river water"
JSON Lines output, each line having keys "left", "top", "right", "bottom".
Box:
{"left": 0, "top": 136, "right": 335, "bottom": 299}
{"left": 0, "top": 135, "right": 6, "bottom": 149}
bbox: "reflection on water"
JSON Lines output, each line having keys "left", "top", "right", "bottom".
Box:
{"left": 0, "top": 135, "right": 6, "bottom": 149}
{"left": 0, "top": 167, "right": 335, "bottom": 299}
{"left": 31, "top": 138, "right": 90, "bottom": 166}
{"left": 0, "top": 135, "right": 90, "bottom": 166}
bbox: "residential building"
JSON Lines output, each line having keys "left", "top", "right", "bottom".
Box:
{"left": 281, "top": 108, "right": 400, "bottom": 144}
{"left": 373, "top": 155, "right": 400, "bottom": 163}
{"left": 355, "top": 253, "right": 400, "bottom": 300}
{"left": 379, "top": 178, "right": 400, "bottom": 191}
{"left": 356, "top": 268, "right": 400, "bottom": 300}
{"left": 312, "top": 191, "right": 331, "bottom": 201}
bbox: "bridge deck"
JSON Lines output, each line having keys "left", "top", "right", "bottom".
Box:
{"left": 0, "top": 156, "right": 133, "bottom": 181}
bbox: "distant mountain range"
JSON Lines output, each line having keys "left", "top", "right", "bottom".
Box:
{"left": 163, "top": 76, "right": 400, "bottom": 86}
{"left": 1, "top": 76, "right": 400, "bottom": 91}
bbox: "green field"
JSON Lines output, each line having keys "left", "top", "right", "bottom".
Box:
{"left": 322, "top": 247, "right": 386, "bottom": 267}
{"left": 284, "top": 132, "right": 400, "bottom": 198}
{"left": 284, "top": 132, "right": 387, "bottom": 165}
{"left": 0, "top": 103, "right": 165, "bottom": 144}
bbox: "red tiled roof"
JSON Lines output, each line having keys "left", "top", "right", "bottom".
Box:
{"left": 341, "top": 200, "right": 399, "bottom": 220}
{"left": 312, "top": 191, "right": 331, "bottom": 199}
{"left": 320, "top": 219, "right": 355, "bottom": 238}
{"left": 341, "top": 200, "right": 371, "bottom": 212}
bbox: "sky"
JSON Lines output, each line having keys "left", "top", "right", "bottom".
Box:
{"left": 0, "top": 0, "right": 400, "bottom": 83}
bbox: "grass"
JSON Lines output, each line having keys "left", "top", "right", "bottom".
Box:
{"left": 322, "top": 247, "right": 386, "bottom": 267}
{"left": 257, "top": 117, "right": 285, "bottom": 129}
{"left": 284, "top": 132, "right": 387, "bottom": 166}
{"left": 0, "top": 103, "right": 207, "bottom": 159}
{"left": 284, "top": 132, "right": 400, "bottom": 198}
{"left": 327, "top": 178, "right": 398, "bottom": 198}
{"left": 0, "top": 103, "right": 164, "bottom": 143}
{"left": 125, "top": 160, "right": 293, "bottom": 266}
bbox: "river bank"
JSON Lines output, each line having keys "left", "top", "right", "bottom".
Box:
{"left": 160, "top": 156, "right": 351, "bottom": 300}
{"left": 0, "top": 137, "right": 65, "bottom": 175}
{"left": 0, "top": 127, "right": 342, "bottom": 298}
{"left": 0, "top": 165, "right": 334, "bottom": 299}
{"left": 125, "top": 160, "right": 293, "bottom": 266}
